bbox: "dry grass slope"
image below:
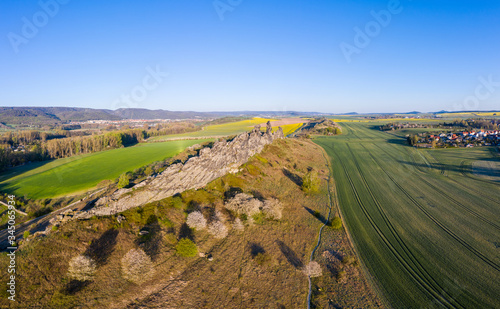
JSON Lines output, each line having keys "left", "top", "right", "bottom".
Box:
{"left": 0, "top": 138, "right": 382, "bottom": 309}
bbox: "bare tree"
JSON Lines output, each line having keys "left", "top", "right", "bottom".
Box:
{"left": 262, "top": 198, "right": 283, "bottom": 220}
{"left": 121, "top": 248, "right": 155, "bottom": 283}
{"left": 214, "top": 209, "right": 227, "bottom": 222}
{"left": 225, "top": 193, "right": 262, "bottom": 216}
{"left": 303, "top": 261, "right": 322, "bottom": 278}
{"left": 208, "top": 220, "right": 228, "bottom": 239}
{"left": 233, "top": 218, "right": 244, "bottom": 232}
{"left": 67, "top": 255, "right": 97, "bottom": 281}
{"left": 186, "top": 211, "right": 207, "bottom": 230}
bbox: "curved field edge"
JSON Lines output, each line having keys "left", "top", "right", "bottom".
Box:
{"left": 313, "top": 122, "right": 500, "bottom": 309}
{"left": 0, "top": 139, "right": 210, "bottom": 199}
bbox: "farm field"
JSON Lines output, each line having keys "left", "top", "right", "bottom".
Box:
{"left": 0, "top": 139, "right": 208, "bottom": 200}
{"left": 314, "top": 122, "right": 500, "bottom": 308}
{"left": 148, "top": 117, "right": 304, "bottom": 141}
{"left": 436, "top": 112, "right": 500, "bottom": 119}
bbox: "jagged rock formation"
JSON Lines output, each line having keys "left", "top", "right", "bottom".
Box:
{"left": 78, "top": 122, "right": 284, "bottom": 218}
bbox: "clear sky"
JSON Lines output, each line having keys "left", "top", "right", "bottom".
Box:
{"left": 0, "top": 0, "right": 499, "bottom": 113}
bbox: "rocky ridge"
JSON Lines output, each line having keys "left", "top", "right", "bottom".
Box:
{"left": 78, "top": 122, "right": 284, "bottom": 218}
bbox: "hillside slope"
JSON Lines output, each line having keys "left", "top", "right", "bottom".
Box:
{"left": 0, "top": 139, "right": 383, "bottom": 308}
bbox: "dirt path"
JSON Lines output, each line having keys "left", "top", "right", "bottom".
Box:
{"left": 0, "top": 189, "right": 104, "bottom": 251}
{"left": 0, "top": 201, "right": 28, "bottom": 216}
{"left": 307, "top": 147, "right": 334, "bottom": 309}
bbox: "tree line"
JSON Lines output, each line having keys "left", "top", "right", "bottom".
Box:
{"left": 0, "top": 122, "right": 198, "bottom": 171}
{"left": 443, "top": 119, "right": 499, "bottom": 130}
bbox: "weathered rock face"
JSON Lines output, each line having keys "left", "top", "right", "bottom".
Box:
{"left": 79, "top": 124, "right": 284, "bottom": 218}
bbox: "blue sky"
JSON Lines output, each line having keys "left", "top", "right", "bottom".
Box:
{"left": 0, "top": 0, "right": 499, "bottom": 113}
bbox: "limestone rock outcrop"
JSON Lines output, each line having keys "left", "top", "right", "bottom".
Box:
{"left": 79, "top": 123, "right": 284, "bottom": 218}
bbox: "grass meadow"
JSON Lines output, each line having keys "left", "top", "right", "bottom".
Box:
{"left": 315, "top": 122, "right": 499, "bottom": 308}
{"left": 0, "top": 139, "right": 208, "bottom": 199}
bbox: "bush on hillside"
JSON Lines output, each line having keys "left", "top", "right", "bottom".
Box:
{"left": 262, "top": 198, "right": 283, "bottom": 220}
{"left": 175, "top": 238, "right": 198, "bottom": 257}
{"left": 303, "top": 261, "right": 322, "bottom": 278}
{"left": 233, "top": 218, "right": 244, "bottom": 232}
{"left": 67, "top": 255, "right": 97, "bottom": 281}
{"left": 330, "top": 217, "right": 342, "bottom": 230}
{"left": 302, "top": 171, "right": 320, "bottom": 194}
{"left": 117, "top": 173, "right": 130, "bottom": 189}
{"left": 208, "top": 220, "right": 228, "bottom": 239}
{"left": 186, "top": 211, "right": 207, "bottom": 230}
{"left": 224, "top": 193, "right": 262, "bottom": 216}
{"left": 121, "top": 248, "right": 154, "bottom": 283}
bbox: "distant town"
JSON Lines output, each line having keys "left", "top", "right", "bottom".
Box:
{"left": 412, "top": 130, "right": 500, "bottom": 148}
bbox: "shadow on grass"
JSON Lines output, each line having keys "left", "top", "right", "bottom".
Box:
{"left": 282, "top": 168, "right": 303, "bottom": 187}
{"left": 84, "top": 228, "right": 119, "bottom": 266}
{"left": 303, "top": 206, "right": 329, "bottom": 225}
{"left": 178, "top": 222, "right": 193, "bottom": 241}
{"left": 248, "top": 242, "right": 265, "bottom": 257}
{"left": 224, "top": 187, "right": 243, "bottom": 201}
{"left": 81, "top": 198, "right": 99, "bottom": 211}
{"left": 63, "top": 280, "right": 91, "bottom": 295}
{"left": 136, "top": 215, "right": 162, "bottom": 261}
{"left": 276, "top": 240, "right": 303, "bottom": 269}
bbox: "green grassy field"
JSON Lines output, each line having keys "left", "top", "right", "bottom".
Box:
{"left": 314, "top": 122, "right": 499, "bottom": 308}
{"left": 0, "top": 139, "right": 208, "bottom": 199}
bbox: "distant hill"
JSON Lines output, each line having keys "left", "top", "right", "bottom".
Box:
{"left": 0, "top": 107, "right": 120, "bottom": 125}
{"left": 111, "top": 108, "right": 217, "bottom": 120}
{"left": 0, "top": 107, "right": 329, "bottom": 125}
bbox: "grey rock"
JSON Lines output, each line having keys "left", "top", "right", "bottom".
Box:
{"left": 117, "top": 215, "right": 126, "bottom": 223}
{"left": 78, "top": 126, "right": 284, "bottom": 218}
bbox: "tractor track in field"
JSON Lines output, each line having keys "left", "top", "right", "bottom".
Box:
{"left": 372, "top": 143, "right": 500, "bottom": 231}
{"left": 346, "top": 144, "right": 464, "bottom": 308}
{"left": 388, "top": 141, "right": 500, "bottom": 207}
{"left": 325, "top": 142, "right": 458, "bottom": 308}
{"left": 460, "top": 160, "right": 499, "bottom": 186}
{"left": 364, "top": 145, "right": 500, "bottom": 272}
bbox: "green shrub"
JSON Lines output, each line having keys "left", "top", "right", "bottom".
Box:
{"left": 251, "top": 212, "right": 266, "bottom": 225}
{"left": 341, "top": 255, "right": 357, "bottom": 266}
{"left": 172, "top": 196, "right": 184, "bottom": 208}
{"left": 254, "top": 252, "right": 271, "bottom": 266}
{"left": 144, "top": 166, "right": 154, "bottom": 176}
{"left": 302, "top": 171, "right": 320, "bottom": 194}
{"left": 158, "top": 217, "right": 173, "bottom": 228}
{"left": 117, "top": 173, "right": 130, "bottom": 189}
{"left": 175, "top": 238, "right": 198, "bottom": 257}
{"left": 23, "top": 230, "right": 30, "bottom": 239}
{"left": 254, "top": 155, "right": 268, "bottom": 164}
{"left": 330, "top": 217, "right": 342, "bottom": 230}
{"left": 336, "top": 270, "right": 346, "bottom": 282}
{"left": 245, "top": 164, "right": 260, "bottom": 176}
